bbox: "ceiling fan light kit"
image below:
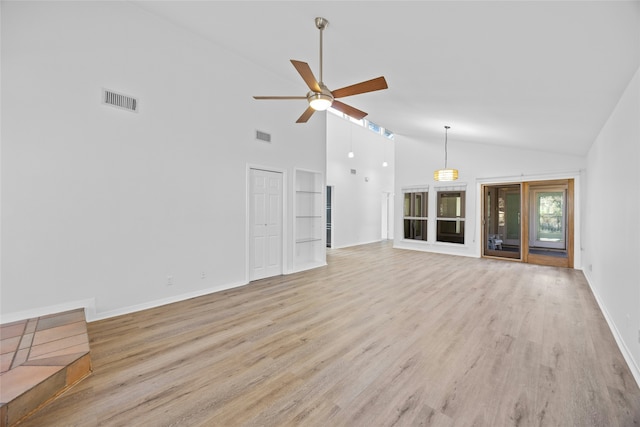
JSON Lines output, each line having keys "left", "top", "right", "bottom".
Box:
{"left": 434, "top": 126, "right": 459, "bottom": 181}
{"left": 253, "top": 17, "right": 388, "bottom": 123}
{"left": 308, "top": 95, "right": 332, "bottom": 111}
{"left": 308, "top": 85, "right": 333, "bottom": 111}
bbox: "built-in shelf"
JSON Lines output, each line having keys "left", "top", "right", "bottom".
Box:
{"left": 294, "top": 169, "right": 326, "bottom": 272}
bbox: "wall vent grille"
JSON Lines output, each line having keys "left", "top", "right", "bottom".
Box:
{"left": 103, "top": 89, "right": 138, "bottom": 112}
{"left": 256, "top": 130, "right": 271, "bottom": 143}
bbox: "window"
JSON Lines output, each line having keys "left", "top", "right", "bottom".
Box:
{"left": 367, "top": 121, "right": 381, "bottom": 134}
{"left": 436, "top": 190, "right": 465, "bottom": 244}
{"left": 327, "top": 107, "right": 394, "bottom": 139}
{"left": 403, "top": 189, "right": 428, "bottom": 241}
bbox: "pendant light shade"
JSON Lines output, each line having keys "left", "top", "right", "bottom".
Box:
{"left": 434, "top": 125, "right": 458, "bottom": 181}
{"left": 434, "top": 168, "right": 458, "bottom": 181}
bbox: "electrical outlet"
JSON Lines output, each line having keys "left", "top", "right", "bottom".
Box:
{"left": 200, "top": 272, "right": 206, "bottom": 279}
{"left": 167, "top": 275, "right": 173, "bottom": 286}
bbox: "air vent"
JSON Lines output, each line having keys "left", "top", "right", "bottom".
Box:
{"left": 256, "top": 130, "right": 271, "bottom": 143}
{"left": 102, "top": 89, "right": 138, "bottom": 112}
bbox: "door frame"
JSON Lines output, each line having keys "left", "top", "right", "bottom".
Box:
{"left": 481, "top": 183, "right": 523, "bottom": 260}
{"left": 481, "top": 178, "right": 574, "bottom": 268}
{"left": 523, "top": 179, "right": 574, "bottom": 268}
{"left": 381, "top": 191, "right": 393, "bottom": 240}
{"left": 246, "top": 164, "right": 288, "bottom": 282}
{"left": 326, "top": 185, "right": 334, "bottom": 248}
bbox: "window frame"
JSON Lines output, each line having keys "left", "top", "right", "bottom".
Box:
{"left": 402, "top": 187, "right": 429, "bottom": 241}
{"left": 436, "top": 188, "right": 466, "bottom": 244}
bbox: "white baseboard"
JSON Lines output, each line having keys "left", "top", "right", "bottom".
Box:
{"left": 392, "top": 239, "right": 476, "bottom": 258}
{"left": 88, "top": 280, "right": 248, "bottom": 322}
{"left": 0, "top": 298, "right": 96, "bottom": 324}
{"left": 584, "top": 275, "right": 640, "bottom": 389}
{"left": 332, "top": 239, "right": 388, "bottom": 250}
{"left": 290, "top": 261, "right": 327, "bottom": 274}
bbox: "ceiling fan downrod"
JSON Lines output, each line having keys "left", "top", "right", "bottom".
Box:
{"left": 315, "top": 17, "right": 328, "bottom": 84}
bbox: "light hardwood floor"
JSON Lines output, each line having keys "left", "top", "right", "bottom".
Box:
{"left": 20, "top": 242, "right": 640, "bottom": 426}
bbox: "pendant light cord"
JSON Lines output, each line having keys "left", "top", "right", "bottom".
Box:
{"left": 444, "top": 125, "right": 450, "bottom": 169}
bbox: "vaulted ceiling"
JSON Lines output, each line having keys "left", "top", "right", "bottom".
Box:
{"left": 135, "top": 1, "right": 640, "bottom": 156}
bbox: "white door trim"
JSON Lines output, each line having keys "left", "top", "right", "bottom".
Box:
{"left": 246, "top": 164, "right": 288, "bottom": 283}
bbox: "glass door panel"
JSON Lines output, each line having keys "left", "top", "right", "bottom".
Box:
{"left": 483, "top": 184, "right": 521, "bottom": 259}
{"left": 504, "top": 192, "right": 521, "bottom": 245}
{"left": 529, "top": 188, "right": 566, "bottom": 250}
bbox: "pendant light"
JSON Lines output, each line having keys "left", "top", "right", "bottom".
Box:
{"left": 433, "top": 125, "right": 458, "bottom": 181}
{"left": 381, "top": 139, "right": 388, "bottom": 167}
{"left": 347, "top": 124, "right": 355, "bottom": 158}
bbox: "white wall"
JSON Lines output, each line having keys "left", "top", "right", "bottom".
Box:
{"left": 583, "top": 66, "right": 640, "bottom": 384}
{"left": 326, "top": 113, "right": 394, "bottom": 249}
{"left": 394, "top": 131, "right": 586, "bottom": 260}
{"left": 1, "top": 2, "right": 325, "bottom": 321}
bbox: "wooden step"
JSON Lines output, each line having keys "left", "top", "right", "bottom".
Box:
{"left": 0, "top": 309, "right": 92, "bottom": 427}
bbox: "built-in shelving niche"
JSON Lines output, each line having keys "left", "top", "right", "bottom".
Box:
{"left": 294, "top": 169, "right": 326, "bottom": 271}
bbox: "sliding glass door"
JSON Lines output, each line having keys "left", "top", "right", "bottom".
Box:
{"left": 482, "top": 179, "right": 574, "bottom": 268}
{"left": 525, "top": 181, "right": 572, "bottom": 267}
{"left": 483, "top": 184, "right": 521, "bottom": 259}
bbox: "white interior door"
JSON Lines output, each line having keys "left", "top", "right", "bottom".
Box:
{"left": 250, "top": 169, "right": 283, "bottom": 281}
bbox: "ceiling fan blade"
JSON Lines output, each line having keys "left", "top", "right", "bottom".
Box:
{"left": 253, "top": 96, "right": 307, "bottom": 100}
{"left": 296, "top": 106, "right": 316, "bottom": 123}
{"left": 291, "top": 60, "right": 321, "bottom": 93}
{"left": 330, "top": 100, "right": 367, "bottom": 120}
{"left": 331, "top": 76, "right": 388, "bottom": 99}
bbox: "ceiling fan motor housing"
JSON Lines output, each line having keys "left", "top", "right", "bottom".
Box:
{"left": 307, "top": 83, "right": 334, "bottom": 110}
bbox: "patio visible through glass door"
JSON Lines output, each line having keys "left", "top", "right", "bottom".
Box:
{"left": 483, "top": 184, "right": 521, "bottom": 259}
{"left": 528, "top": 184, "right": 568, "bottom": 256}
{"left": 482, "top": 179, "right": 574, "bottom": 268}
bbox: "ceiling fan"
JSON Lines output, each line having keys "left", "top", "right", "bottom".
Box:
{"left": 253, "top": 17, "right": 388, "bottom": 123}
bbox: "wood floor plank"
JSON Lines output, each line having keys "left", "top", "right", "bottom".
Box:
{"left": 15, "top": 241, "right": 640, "bottom": 426}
